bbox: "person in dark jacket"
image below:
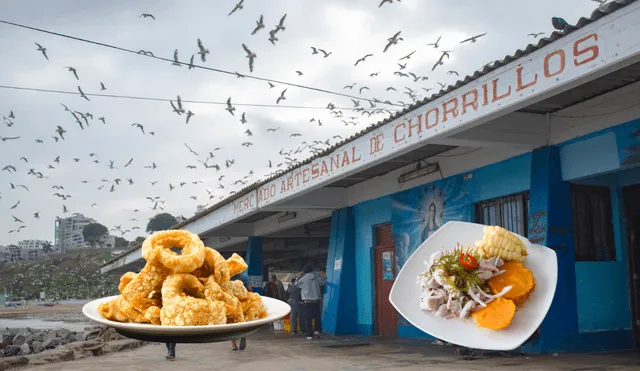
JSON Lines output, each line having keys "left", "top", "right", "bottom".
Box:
{"left": 295, "top": 265, "right": 326, "bottom": 340}
{"left": 287, "top": 271, "right": 303, "bottom": 334}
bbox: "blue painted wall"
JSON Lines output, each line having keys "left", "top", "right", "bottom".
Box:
{"left": 467, "top": 153, "right": 532, "bottom": 203}
{"left": 353, "top": 197, "right": 392, "bottom": 335}
{"left": 322, "top": 208, "right": 357, "bottom": 335}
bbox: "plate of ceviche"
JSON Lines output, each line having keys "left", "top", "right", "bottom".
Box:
{"left": 389, "top": 221, "right": 557, "bottom": 351}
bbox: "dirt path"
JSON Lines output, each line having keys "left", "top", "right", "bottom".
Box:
{"left": 0, "top": 304, "right": 83, "bottom": 317}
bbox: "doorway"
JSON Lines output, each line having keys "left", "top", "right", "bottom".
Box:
{"left": 624, "top": 185, "right": 640, "bottom": 347}
{"left": 374, "top": 223, "right": 398, "bottom": 337}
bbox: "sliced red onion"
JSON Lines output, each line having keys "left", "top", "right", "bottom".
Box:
{"left": 474, "top": 285, "right": 512, "bottom": 299}
{"left": 467, "top": 287, "right": 487, "bottom": 307}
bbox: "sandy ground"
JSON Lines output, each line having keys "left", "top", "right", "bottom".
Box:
{"left": 0, "top": 304, "right": 84, "bottom": 317}
{"left": 25, "top": 331, "right": 640, "bottom": 371}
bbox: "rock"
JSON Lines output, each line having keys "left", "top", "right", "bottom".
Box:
{"left": 41, "top": 336, "right": 60, "bottom": 349}
{"left": 4, "top": 345, "right": 20, "bottom": 357}
{"left": 28, "top": 331, "right": 44, "bottom": 343}
{"left": 0, "top": 360, "right": 8, "bottom": 371}
{"left": 0, "top": 331, "right": 15, "bottom": 347}
{"left": 31, "top": 340, "right": 44, "bottom": 354}
{"left": 55, "top": 328, "right": 70, "bottom": 337}
{"left": 60, "top": 332, "right": 76, "bottom": 345}
{"left": 18, "top": 342, "right": 31, "bottom": 356}
{"left": 11, "top": 333, "right": 27, "bottom": 347}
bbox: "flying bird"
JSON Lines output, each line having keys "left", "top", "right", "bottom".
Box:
{"left": 459, "top": 33, "right": 487, "bottom": 44}
{"left": 0, "top": 136, "right": 19, "bottom": 142}
{"left": 383, "top": 31, "right": 403, "bottom": 53}
{"left": 447, "top": 70, "right": 459, "bottom": 76}
{"left": 66, "top": 67, "right": 79, "bottom": 80}
{"left": 99, "top": 117, "right": 106, "bottom": 124}
{"left": 359, "top": 86, "right": 370, "bottom": 94}
{"left": 275, "top": 14, "right": 287, "bottom": 32}
{"left": 186, "top": 110, "right": 195, "bottom": 124}
{"left": 56, "top": 126, "right": 66, "bottom": 140}
{"left": 427, "top": 36, "right": 442, "bottom": 48}
{"left": 100, "top": 82, "right": 107, "bottom": 90}
{"left": 3, "top": 165, "right": 16, "bottom": 173}
{"left": 197, "top": 38, "right": 209, "bottom": 62}
{"left": 319, "top": 49, "right": 332, "bottom": 58}
{"left": 268, "top": 82, "right": 276, "bottom": 88}
{"left": 33, "top": 212, "right": 39, "bottom": 219}
{"left": 432, "top": 51, "right": 451, "bottom": 71}
{"left": 290, "top": 133, "right": 302, "bottom": 137}
{"left": 240, "top": 112, "right": 247, "bottom": 124}
{"left": 528, "top": 32, "right": 545, "bottom": 38}
{"left": 10, "top": 201, "right": 20, "bottom": 209}
{"left": 124, "top": 158, "right": 133, "bottom": 167}
{"left": 144, "top": 162, "right": 157, "bottom": 169}
{"left": 228, "top": 0, "right": 244, "bottom": 16}
{"left": 268, "top": 29, "right": 279, "bottom": 45}
{"left": 276, "top": 88, "right": 287, "bottom": 104}
{"left": 226, "top": 97, "right": 236, "bottom": 116}
{"left": 77, "top": 86, "right": 90, "bottom": 101}
{"left": 252, "top": 15, "right": 265, "bottom": 35}
{"left": 140, "top": 13, "right": 155, "bottom": 19}
{"left": 35, "top": 42, "right": 49, "bottom": 61}
{"left": 399, "top": 50, "right": 416, "bottom": 60}
{"left": 131, "top": 123, "right": 145, "bottom": 134}
{"left": 266, "top": 127, "right": 280, "bottom": 132}
{"left": 354, "top": 54, "right": 373, "bottom": 66}
{"left": 242, "top": 44, "right": 256, "bottom": 72}
{"left": 188, "top": 54, "right": 195, "bottom": 69}
{"left": 184, "top": 143, "right": 199, "bottom": 156}
{"left": 295, "top": 70, "right": 303, "bottom": 76}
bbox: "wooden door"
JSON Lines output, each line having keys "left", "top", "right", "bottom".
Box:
{"left": 374, "top": 224, "right": 398, "bottom": 337}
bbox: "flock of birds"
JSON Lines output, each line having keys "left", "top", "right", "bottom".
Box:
{"left": 0, "top": 0, "right": 607, "bottom": 245}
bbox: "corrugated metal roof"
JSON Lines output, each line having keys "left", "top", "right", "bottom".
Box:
{"left": 103, "top": 0, "right": 637, "bottom": 269}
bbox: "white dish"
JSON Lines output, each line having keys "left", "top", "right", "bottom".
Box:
{"left": 83, "top": 295, "right": 290, "bottom": 343}
{"left": 389, "top": 221, "right": 558, "bottom": 351}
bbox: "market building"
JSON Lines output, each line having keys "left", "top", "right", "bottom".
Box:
{"left": 102, "top": 0, "right": 640, "bottom": 353}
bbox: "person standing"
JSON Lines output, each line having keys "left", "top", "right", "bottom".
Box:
{"left": 272, "top": 274, "right": 286, "bottom": 301}
{"left": 295, "top": 265, "right": 326, "bottom": 340}
{"left": 165, "top": 342, "right": 176, "bottom": 360}
{"left": 287, "top": 272, "right": 303, "bottom": 334}
{"left": 231, "top": 271, "right": 251, "bottom": 351}
{"left": 264, "top": 275, "right": 279, "bottom": 299}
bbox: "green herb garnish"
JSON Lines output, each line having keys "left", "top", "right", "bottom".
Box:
{"left": 429, "top": 244, "right": 484, "bottom": 293}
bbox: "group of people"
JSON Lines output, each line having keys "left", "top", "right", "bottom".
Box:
{"left": 163, "top": 264, "right": 327, "bottom": 360}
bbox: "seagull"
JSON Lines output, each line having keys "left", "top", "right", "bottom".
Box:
{"left": 98, "top": 117, "right": 106, "bottom": 124}
{"left": 131, "top": 123, "right": 145, "bottom": 135}
{"left": 252, "top": 15, "right": 265, "bottom": 35}
{"left": 0, "top": 136, "right": 19, "bottom": 142}
{"left": 344, "top": 83, "right": 356, "bottom": 90}
{"left": 240, "top": 112, "right": 247, "bottom": 124}
{"left": 184, "top": 143, "right": 199, "bottom": 156}
{"left": 275, "top": 14, "right": 287, "bottom": 32}
{"left": 296, "top": 71, "right": 304, "bottom": 76}
{"left": 276, "top": 89, "right": 287, "bottom": 104}
{"left": 268, "top": 82, "right": 276, "bottom": 88}
{"left": 431, "top": 51, "right": 451, "bottom": 71}
{"left": 172, "top": 49, "right": 181, "bottom": 66}
{"left": 124, "top": 158, "right": 133, "bottom": 167}
{"left": 379, "top": 0, "right": 398, "bottom": 7}
{"left": 226, "top": 98, "right": 236, "bottom": 116}
{"left": 354, "top": 54, "right": 373, "bottom": 66}
{"left": 384, "top": 31, "right": 403, "bottom": 52}
{"left": 9, "top": 201, "right": 19, "bottom": 209}
{"left": 35, "top": 42, "right": 49, "bottom": 61}
{"left": 359, "top": 86, "right": 370, "bottom": 94}
{"left": 427, "top": 36, "right": 442, "bottom": 48}
{"left": 77, "top": 86, "right": 90, "bottom": 101}
{"left": 268, "top": 29, "right": 279, "bottom": 45}
{"left": 140, "top": 13, "right": 155, "bottom": 20}
{"left": 170, "top": 99, "right": 183, "bottom": 115}
{"left": 100, "top": 82, "right": 107, "bottom": 90}
{"left": 65, "top": 67, "right": 80, "bottom": 80}
{"left": 197, "top": 38, "right": 209, "bottom": 62}
{"left": 242, "top": 44, "right": 256, "bottom": 72}
{"left": 245, "top": 129, "right": 253, "bottom": 136}
{"left": 459, "top": 33, "right": 487, "bottom": 44}
{"left": 186, "top": 110, "right": 195, "bottom": 124}
{"left": 398, "top": 63, "right": 407, "bottom": 70}
{"left": 399, "top": 50, "right": 416, "bottom": 60}
{"left": 447, "top": 70, "right": 459, "bottom": 76}
{"left": 63, "top": 204, "right": 68, "bottom": 213}
{"left": 188, "top": 54, "right": 195, "bottom": 69}
{"left": 34, "top": 212, "right": 39, "bottom": 219}
{"left": 528, "top": 32, "right": 545, "bottom": 38}
{"left": 56, "top": 126, "right": 66, "bottom": 139}
{"left": 228, "top": 0, "right": 244, "bottom": 16}
{"left": 319, "top": 49, "right": 332, "bottom": 58}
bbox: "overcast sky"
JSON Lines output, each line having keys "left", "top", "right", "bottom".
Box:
{"left": 0, "top": 0, "right": 599, "bottom": 245}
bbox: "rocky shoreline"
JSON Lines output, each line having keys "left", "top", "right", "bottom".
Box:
{"left": 0, "top": 326, "right": 145, "bottom": 369}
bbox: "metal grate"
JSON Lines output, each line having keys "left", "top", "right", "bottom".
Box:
{"left": 570, "top": 184, "right": 616, "bottom": 262}
{"left": 475, "top": 192, "right": 530, "bottom": 237}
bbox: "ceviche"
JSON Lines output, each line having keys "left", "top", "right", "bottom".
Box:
{"left": 418, "top": 226, "right": 535, "bottom": 331}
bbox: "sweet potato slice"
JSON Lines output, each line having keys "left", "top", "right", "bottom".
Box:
{"left": 488, "top": 261, "right": 535, "bottom": 306}
{"left": 472, "top": 297, "right": 516, "bottom": 330}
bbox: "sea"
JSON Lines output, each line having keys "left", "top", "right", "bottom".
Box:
{"left": 0, "top": 299, "right": 94, "bottom": 332}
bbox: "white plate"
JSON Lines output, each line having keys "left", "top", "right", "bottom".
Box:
{"left": 83, "top": 295, "right": 290, "bottom": 343}
{"left": 389, "top": 221, "right": 558, "bottom": 351}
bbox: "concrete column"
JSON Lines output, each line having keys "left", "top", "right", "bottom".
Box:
{"left": 524, "top": 146, "right": 579, "bottom": 353}
{"left": 321, "top": 207, "right": 357, "bottom": 335}
{"left": 246, "top": 237, "right": 263, "bottom": 294}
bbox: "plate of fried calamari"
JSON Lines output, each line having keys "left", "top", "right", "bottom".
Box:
{"left": 82, "top": 230, "right": 290, "bottom": 343}
{"left": 390, "top": 222, "right": 558, "bottom": 351}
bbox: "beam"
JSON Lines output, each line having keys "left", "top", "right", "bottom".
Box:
{"left": 203, "top": 236, "right": 248, "bottom": 250}
{"left": 199, "top": 222, "right": 253, "bottom": 238}
{"left": 262, "top": 187, "right": 347, "bottom": 212}
{"left": 252, "top": 209, "right": 333, "bottom": 237}
{"left": 100, "top": 248, "right": 142, "bottom": 274}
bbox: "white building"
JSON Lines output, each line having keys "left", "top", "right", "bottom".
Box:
{"left": 0, "top": 245, "right": 21, "bottom": 262}
{"left": 17, "top": 240, "right": 47, "bottom": 251}
{"left": 97, "top": 234, "right": 116, "bottom": 249}
{"left": 54, "top": 214, "right": 97, "bottom": 252}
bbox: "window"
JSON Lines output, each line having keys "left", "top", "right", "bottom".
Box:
{"left": 475, "top": 192, "right": 529, "bottom": 237}
{"left": 570, "top": 184, "right": 615, "bottom": 262}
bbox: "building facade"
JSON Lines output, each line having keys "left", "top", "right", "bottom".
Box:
{"left": 102, "top": 1, "right": 640, "bottom": 354}
{"left": 54, "top": 214, "right": 97, "bottom": 252}
{"left": 17, "top": 240, "right": 47, "bottom": 251}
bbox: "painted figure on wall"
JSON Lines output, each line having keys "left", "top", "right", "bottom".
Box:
{"left": 420, "top": 186, "right": 445, "bottom": 241}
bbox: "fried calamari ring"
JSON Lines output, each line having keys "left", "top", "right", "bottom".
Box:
{"left": 121, "top": 261, "right": 170, "bottom": 313}
{"left": 114, "top": 296, "right": 149, "bottom": 323}
{"left": 204, "top": 276, "right": 245, "bottom": 323}
{"left": 144, "top": 306, "right": 162, "bottom": 325}
{"left": 241, "top": 292, "right": 268, "bottom": 321}
{"left": 226, "top": 253, "right": 248, "bottom": 277}
{"left": 192, "top": 247, "right": 230, "bottom": 283}
{"left": 118, "top": 272, "right": 137, "bottom": 293}
{"left": 142, "top": 230, "right": 205, "bottom": 273}
{"left": 161, "top": 274, "right": 227, "bottom": 325}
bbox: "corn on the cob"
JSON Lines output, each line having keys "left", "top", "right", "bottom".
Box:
{"left": 475, "top": 226, "right": 528, "bottom": 262}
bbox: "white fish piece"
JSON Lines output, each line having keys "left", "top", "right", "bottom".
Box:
{"left": 459, "top": 300, "right": 477, "bottom": 318}
{"left": 435, "top": 303, "right": 450, "bottom": 317}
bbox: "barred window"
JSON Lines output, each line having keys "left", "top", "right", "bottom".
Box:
{"left": 475, "top": 192, "right": 529, "bottom": 237}
{"left": 570, "top": 184, "right": 615, "bottom": 262}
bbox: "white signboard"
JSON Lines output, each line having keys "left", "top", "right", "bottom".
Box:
{"left": 333, "top": 258, "right": 342, "bottom": 271}
{"left": 180, "top": 3, "right": 640, "bottom": 236}
{"left": 248, "top": 275, "right": 263, "bottom": 289}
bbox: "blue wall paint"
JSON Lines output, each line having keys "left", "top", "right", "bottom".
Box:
{"left": 467, "top": 153, "right": 532, "bottom": 203}
{"left": 353, "top": 197, "right": 392, "bottom": 334}
{"left": 246, "top": 237, "right": 263, "bottom": 295}
{"left": 322, "top": 208, "right": 357, "bottom": 335}
{"left": 560, "top": 132, "right": 619, "bottom": 181}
